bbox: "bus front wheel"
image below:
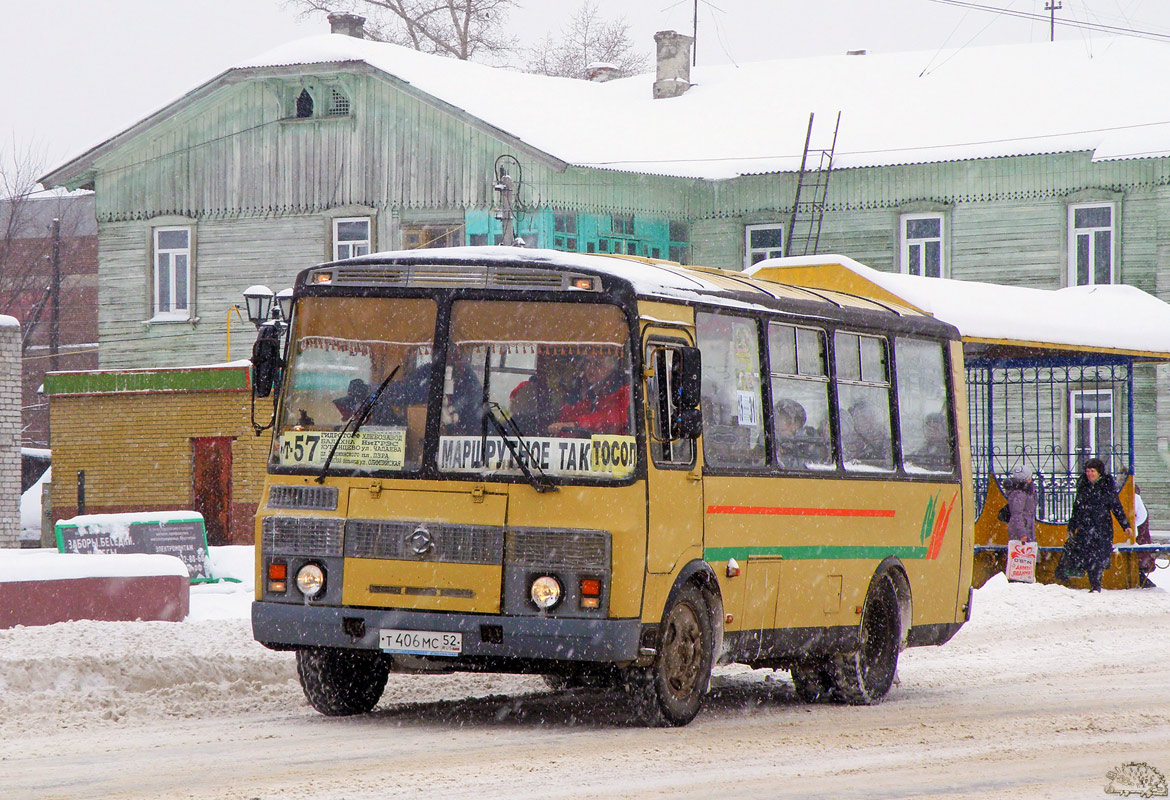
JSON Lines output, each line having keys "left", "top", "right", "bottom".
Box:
{"left": 831, "top": 573, "right": 900, "bottom": 705}
{"left": 623, "top": 583, "right": 713, "bottom": 726}
{"left": 296, "top": 647, "right": 389, "bottom": 716}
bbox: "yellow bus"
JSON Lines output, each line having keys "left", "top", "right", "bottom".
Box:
{"left": 250, "top": 247, "right": 974, "bottom": 726}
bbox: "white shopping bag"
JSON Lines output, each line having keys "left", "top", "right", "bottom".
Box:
{"left": 1006, "top": 539, "right": 1038, "bottom": 583}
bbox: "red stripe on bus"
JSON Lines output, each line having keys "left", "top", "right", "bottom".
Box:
{"left": 705, "top": 505, "right": 896, "bottom": 518}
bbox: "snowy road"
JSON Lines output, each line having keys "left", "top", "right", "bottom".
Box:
{"left": 2, "top": 572, "right": 1169, "bottom": 800}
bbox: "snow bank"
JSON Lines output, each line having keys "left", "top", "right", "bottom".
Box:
{"left": 0, "top": 550, "right": 188, "bottom": 582}
{"left": 19, "top": 466, "right": 49, "bottom": 543}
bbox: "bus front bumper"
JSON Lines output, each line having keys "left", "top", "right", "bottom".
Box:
{"left": 252, "top": 601, "right": 644, "bottom": 664}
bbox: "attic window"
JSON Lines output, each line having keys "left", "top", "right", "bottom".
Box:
{"left": 295, "top": 89, "right": 314, "bottom": 119}
{"left": 327, "top": 87, "right": 350, "bottom": 116}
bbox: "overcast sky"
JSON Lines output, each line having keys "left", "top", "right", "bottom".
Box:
{"left": 4, "top": 0, "right": 1170, "bottom": 176}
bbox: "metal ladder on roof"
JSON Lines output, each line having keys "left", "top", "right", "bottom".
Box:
{"left": 784, "top": 111, "right": 841, "bottom": 257}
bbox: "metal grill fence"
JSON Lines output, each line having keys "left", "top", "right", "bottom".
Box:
{"left": 966, "top": 357, "right": 1133, "bottom": 524}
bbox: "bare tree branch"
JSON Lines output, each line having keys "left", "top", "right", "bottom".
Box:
{"left": 524, "top": 1, "right": 650, "bottom": 79}
{"left": 0, "top": 141, "right": 89, "bottom": 350}
{"left": 284, "top": 0, "right": 518, "bottom": 61}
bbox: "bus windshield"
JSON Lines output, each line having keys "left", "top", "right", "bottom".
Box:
{"left": 273, "top": 296, "right": 636, "bottom": 482}
{"left": 436, "top": 300, "right": 636, "bottom": 482}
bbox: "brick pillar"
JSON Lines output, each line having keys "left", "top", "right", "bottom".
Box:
{"left": 0, "top": 319, "right": 21, "bottom": 547}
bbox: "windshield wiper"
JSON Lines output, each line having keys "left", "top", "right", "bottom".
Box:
{"left": 485, "top": 401, "right": 557, "bottom": 493}
{"left": 315, "top": 365, "right": 401, "bottom": 484}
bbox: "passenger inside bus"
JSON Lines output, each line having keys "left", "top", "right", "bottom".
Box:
{"left": 842, "top": 398, "right": 892, "bottom": 465}
{"left": 509, "top": 353, "right": 583, "bottom": 434}
{"left": 548, "top": 348, "right": 630, "bottom": 436}
{"left": 774, "top": 398, "right": 809, "bottom": 469}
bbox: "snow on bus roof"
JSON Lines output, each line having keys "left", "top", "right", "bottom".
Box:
{"left": 325, "top": 246, "right": 903, "bottom": 317}
{"left": 235, "top": 34, "right": 1170, "bottom": 179}
{"left": 749, "top": 255, "right": 1170, "bottom": 357}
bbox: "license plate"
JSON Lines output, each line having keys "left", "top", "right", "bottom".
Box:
{"left": 379, "top": 628, "right": 462, "bottom": 657}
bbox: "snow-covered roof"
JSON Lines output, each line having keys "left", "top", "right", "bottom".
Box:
{"left": 232, "top": 33, "right": 1170, "bottom": 179}
{"left": 749, "top": 255, "right": 1170, "bottom": 358}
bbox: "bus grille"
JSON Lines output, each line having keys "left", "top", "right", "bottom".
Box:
{"left": 263, "top": 516, "right": 345, "bottom": 556}
{"left": 505, "top": 528, "right": 610, "bottom": 570}
{"left": 325, "top": 264, "right": 593, "bottom": 292}
{"left": 267, "top": 485, "right": 339, "bottom": 511}
{"left": 344, "top": 520, "right": 503, "bottom": 565}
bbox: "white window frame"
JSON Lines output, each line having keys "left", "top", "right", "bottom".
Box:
{"left": 1069, "top": 388, "right": 1114, "bottom": 472}
{"left": 333, "top": 217, "right": 371, "bottom": 260}
{"left": 152, "top": 226, "right": 192, "bottom": 321}
{"left": 900, "top": 213, "right": 946, "bottom": 278}
{"left": 744, "top": 223, "right": 785, "bottom": 269}
{"left": 1067, "top": 202, "right": 1116, "bottom": 286}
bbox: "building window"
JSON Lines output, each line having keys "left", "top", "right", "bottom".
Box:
{"left": 333, "top": 217, "right": 371, "bottom": 260}
{"left": 1069, "top": 203, "right": 1115, "bottom": 286}
{"left": 612, "top": 214, "right": 634, "bottom": 236}
{"left": 153, "top": 226, "right": 192, "bottom": 320}
{"left": 327, "top": 87, "right": 350, "bottom": 116}
{"left": 554, "top": 212, "right": 578, "bottom": 235}
{"left": 901, "top": 213, "right": 945, "bottom": 278}
{"left": 745, "top": 224, "right": 784, "bottom": 269}
{"left": 1069, "top": 388, "right": 1114, "bottom": 471}
{"left": 295, "top": 89, "right": 314, "bottom": 118}
{"left": 403, "top": 225, "right": 460, "bottom": 249}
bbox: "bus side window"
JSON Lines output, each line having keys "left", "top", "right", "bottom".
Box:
{"left": 647, "top": 345, "right": 695, "bottom": 466}
{"left": 896, "top": 337, "right": 955, "bottom": 473}
{"left": 767, "top": 322, "right": 834, "bottom": 471}
{"left": 696, "top": 312, "right": 766, "bottom": 468}
{"left": 835, "top": 331, "right": 895, "bottom": 471}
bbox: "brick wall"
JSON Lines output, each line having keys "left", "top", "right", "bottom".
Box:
{"left": 46, "top": 365, "right": 270, "bottom": 544}
{"left": 0, "top": 321, "right": 20, "bottom": 546}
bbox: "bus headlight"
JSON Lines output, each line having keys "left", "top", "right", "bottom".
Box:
{"left": 296, "top": 563, "right": 326, "bottom": 598}
{"left": 530, "top": 575, "right": 562, "bottom": 609}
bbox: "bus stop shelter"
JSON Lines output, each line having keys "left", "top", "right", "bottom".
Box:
{"left": 748, "top": 255, "right": 1170, "bottom": 589}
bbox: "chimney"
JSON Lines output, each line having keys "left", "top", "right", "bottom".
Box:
{"left": 653, "top": 30, "right": 693, "bottom": 99}
{"left": 328, "top": 13, "right": 366, "bottom": 38}
{"left": 586, "top": 62, "right": 620, "bottom": 83}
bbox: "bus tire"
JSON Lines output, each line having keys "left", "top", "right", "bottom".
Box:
{"left": 790, "top": 661, "right": 835, "bottom": 703}
{"left": 830, "top": 573, "right": 900, "bottom": 705}
{"left": 623, "top": 583, "right": 713, "bottom": 726}
{"left": 296, "top": 647, "right": 389, "bottom": 716}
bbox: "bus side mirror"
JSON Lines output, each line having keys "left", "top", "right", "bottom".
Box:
{"left": 251, "top": 323, "right": 283, "bottom": 399}
{"left": 673, "top": 346, "right": 703, "bottom": 439}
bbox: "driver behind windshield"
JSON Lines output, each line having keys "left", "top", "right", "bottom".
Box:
{"left": 547, "top": 348, "right": 629, "bottom": 436}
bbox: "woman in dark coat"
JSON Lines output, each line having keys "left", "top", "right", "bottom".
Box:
{"left": 1060, "top": 458, "right": 1132, "bottom": 592}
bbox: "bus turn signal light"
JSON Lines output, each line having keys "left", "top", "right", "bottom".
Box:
{"left": 580, "top": 578, "right": 601, "bottom": 609}
{"left": 268, "top": 561, "right": 288, "bottom": 593}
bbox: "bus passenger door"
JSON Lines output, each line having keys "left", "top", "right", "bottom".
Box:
{"left": 643, "top": 333, "right": 703, "bottom": 575}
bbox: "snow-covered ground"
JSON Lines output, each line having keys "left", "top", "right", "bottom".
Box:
{"left": 1, "top": 548, "right": 1168, "bottom": 799}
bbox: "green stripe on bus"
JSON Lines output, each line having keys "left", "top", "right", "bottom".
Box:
{"left": 704, "top": 545, "right": 929, "bottom": 561}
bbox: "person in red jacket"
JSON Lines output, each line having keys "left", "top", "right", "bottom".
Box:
{"left": 548, "top": 348, "right": 630, "bottom": 435}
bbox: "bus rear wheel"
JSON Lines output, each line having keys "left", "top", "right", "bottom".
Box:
{"left": 623, "top": 584, "right": 713, "bottom": 727}
{"left": 831, "top": 573, "right": 900, "bottom": 705}
{"left": 296, "top": 647, "right": 389, "bottom": 716}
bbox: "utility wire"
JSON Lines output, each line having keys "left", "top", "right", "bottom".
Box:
{"left": 929, "top": 0, "right": 1170, "bottom": 41}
